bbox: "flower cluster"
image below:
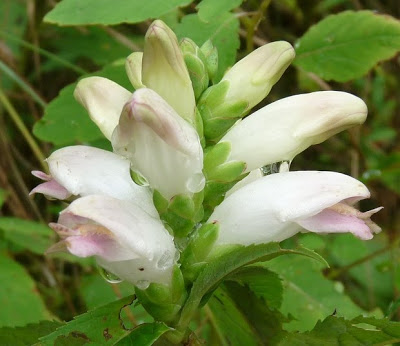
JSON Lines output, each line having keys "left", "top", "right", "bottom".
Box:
{"left": 32, "top": 20, "right": 381, "bottom": 322}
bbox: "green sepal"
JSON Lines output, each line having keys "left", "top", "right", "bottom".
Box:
{"left": 135, "top": 267, "right": 187, "bottom": 324}
{"left": 203, "top": 180, "right": 238, "bottom": 219}
{"left": 194, "top": 107, "right": 205, "bottom": 148}
{"left": 153, "top": 190, "right": 204, "bottom": 238}
{"left": 200, "top": 40, "right": 218, "bottom": 80}
{"left": 181, "top": 223, "right": 220, "bottom": 282}
{"left": 207, "top": 161, "right": 246, "bottom": 182}
{"left": 204, "top": 142, "right": 232, "bottom": 173}
{"left": 198, "top": 81, "right": 229, "bottom": 113}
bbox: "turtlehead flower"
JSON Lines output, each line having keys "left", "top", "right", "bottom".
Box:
{"left": 220, "top": 91, "right": 368, "bottom": 172}
{"left": 49, "top": 195, "right": 177, "bottom": 286}
{"left": 112, "top": 88, "right": 205, "bottom": 200}
{"left": 209, "top": 171, "right": 382, "bottom": 246}
{"left": 30, "top": 145, "right": 157, "bottom": 216}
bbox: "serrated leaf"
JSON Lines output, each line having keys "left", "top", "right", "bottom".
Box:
{"left": 278, "top": 315, "right": 400, "bottom": 345}
{"left": 197, "top": 0, "right": 243, "bottom": 22}
{"left": 44, "top": 0, "right": 193, "bottom": 25}
{"left": 0, "top": 252, "right": 52, "bottom": 327}
{"left": 0, "top": 217, "right": 54, "bottom": 254}
{"left": 33, "top": 61, "right": 131, "bottom": 146}
{"left": 294, "top": 11, "right": 400, "bottom": 82}
{"left": 179, "top": 243, "right": 327, "bottom": 328}
{"left": 115, "top": 323, "right": 171, "bottom": 345}
{"left": 206, "top": 287, "right": 261, "bottom": 346}
{"left": 0, "top": 321, "right": 63, "bottom": 346}
{"left": 37, "top": 295, "right": 136, "bottom": 345}
{"left": 265, "top": 255, "right": 365, "bottom": 332}
{"left": 227, "top": 266, "right": 283, "bottom": 309}
{"left": 175, "top": 13, "right": 240, "bottom": 82}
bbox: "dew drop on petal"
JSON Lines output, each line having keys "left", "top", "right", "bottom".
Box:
{"left": 156, "top": 251, "right": 174, "bottom": 270}
{"left": 98, "top": 266, "right": 123, "bottom": 284}
{"left": 186, "top": 173, "right": 205, "bottom": 193}
{"left": 136, "top": 280, "right": 150, "bottom": 290}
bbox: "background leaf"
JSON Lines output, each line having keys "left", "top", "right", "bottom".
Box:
{"left": 197, "top": 0, "right": 243, "bottom": 22}
{"left": 265, "top": 255, "right": 365, "bottom": 332}
{"left": 174, "top": 13, "right": 240, "bottom": 82}
{"left": 0, "top": 252, "right": 52, "bottom": 327}
{"left": 0, "top": 217, "right": 54, "bottom": 254}
{"left": 294, "top": 11, "right": 400, "bottom": 82}
{"left": 44, "top": 0, "right": 193, "bottom": 25}
{"left": 115, "top": 323, "right": 171, "bottom": 346}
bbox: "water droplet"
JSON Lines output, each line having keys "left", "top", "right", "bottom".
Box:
{"left": 156, "top": 251, "right": 174, "bottom": 270}
{"left": 98, "top": 266, "right": 123, "bottom": 284}
{"left": 136, "top": 280, "right": 150, "bottom": 290}
{"left": 186, "top": 173, "right": 205, "bottom": 193}
{"left": 130, "top": 170, "right": 149, "bottom": 186}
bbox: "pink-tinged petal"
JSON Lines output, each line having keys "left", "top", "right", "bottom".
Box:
{"left": 46, "top": 145, "right": 157, "bottom": 217}
{"left": 296, "top": 209, "right": 373, "bottom": 240}
{"left": 31, "top": 170, "right": 51, "bottom": 181}
{"left": 29, "top": 180, "right": 71, "bottom": 200}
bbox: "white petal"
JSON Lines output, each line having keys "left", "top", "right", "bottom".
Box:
{"left": 74, "top": 77, "right": 132, "bottom": 140}
{"left": 112, "top": 88, "right": 204, "bottom": 200}
{"left": 47, "top": 145, "right": 157, "bottom": 216}
{"left": 221, "top": 91, "right": 367, "bottom": 172}
{"left": 58, "top": 195, "right": 177, "bottom": 285}
{"left": 209, "top": 171, "right": 371, "bottom": 246}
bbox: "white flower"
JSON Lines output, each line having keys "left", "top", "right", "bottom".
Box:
{"left": 112, "top": 88, "right": 204, "bottom": 200}
{"left": 30, "top": 145, "right": 157, "bottom": 216}
{"left": 209, "top": 171, "right": 382, "bottom": 246}
{"left": 220, "top": 91, "right": 368, "bottom": 172}
{"left": 49, "top": 195, "right": 176, "bottom": 286}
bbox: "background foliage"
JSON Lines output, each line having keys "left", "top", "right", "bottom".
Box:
{"left": 1, "top": 0, "right": 400, "bottom": 344}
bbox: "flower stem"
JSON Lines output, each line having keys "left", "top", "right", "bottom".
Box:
{"left": 0, "top": 88, "right": 47, "bottom": 171}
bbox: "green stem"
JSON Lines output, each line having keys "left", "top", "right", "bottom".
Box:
{"left": 0, "top": 30, "right": 88, "bottom": 75}
{"left": 0, "top": 60, "right": 47, "bottom": 108}
{"left": 0, "top": 89, "right": 47, "bottom": 171}
{"left": 244, "top": 0, "right": 271, "bottom": 53}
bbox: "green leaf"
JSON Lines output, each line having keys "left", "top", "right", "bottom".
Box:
{"left": 115, "top": 323, "right": 171, "bottom": 345}
{"left": 33, "top": 61, "right": 131, "bottom": 146}
{"left": 179, "top": 243, "right": 327, "bottom": 328}
{"left": 197, "top": 0, "right": 243, "bottom": 22}
{"left": 278, "top": 315, "right": 400, "bottom": 345}
{"left": 0, "top": 252, "right": 52, "bottom": 327}
{"left": 44, "top": 0, "right": 193, "bottom": 25}
{"left": 294, "top": 11, "right": 400, "bottom": 82}
{"left": 265, "top": 255, "right": 365, "bottom": 332}
{"left": 206, "top": 287, "right": 261, "bottom": 346}
{"left": 0, "top": 321, "right": 63, "bottom": 346}
{"left": 37, "top": 295, "right": 136, "bottom": 345}
{"left": 175, "top": 13, "right": 240, "bottom": 82}
{"left": 0, "top": 217, "right": 54, "bottom": 254}
{"left": 227, "top": 266, "right": 283, "bottom": 310}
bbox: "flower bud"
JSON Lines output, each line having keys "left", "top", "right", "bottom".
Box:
{"left": 74, "top": 77, "right": 131, "bottom": 140}
{"left": 112, "top": 88, "right": 205, "bottom": 200}
{"left": 125, "top": 52, "right": 145, "bottom": 90}
{"left": 142, "top": 20, "right": 196, "bottom": 124}
{"left": 198, "top": 41, "right": 294, "bottom": 141}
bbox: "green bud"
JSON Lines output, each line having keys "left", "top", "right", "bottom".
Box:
{"left": 200, "top": 40, "right": 218, "bottom": 80}
{"left": 180, "top": 38, "right": 209, "bottom": 100}
{"left": 153, "top": 190, "right": 204, "bottom": 238}
{"left": 135, "top": 266, "right": 187, "bottom": 324}
{"left": 181, "top": 223, "right": 219, "bottom": 281}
